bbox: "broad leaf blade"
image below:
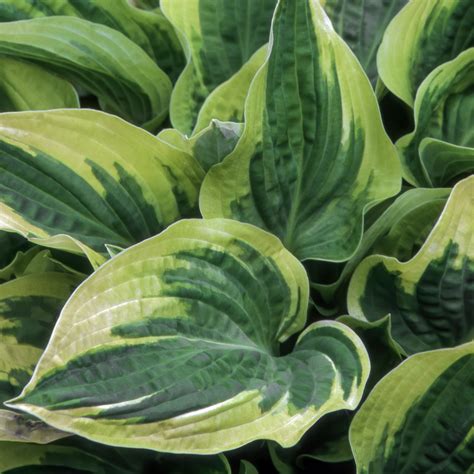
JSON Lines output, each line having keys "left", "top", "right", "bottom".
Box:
{"left": 321, "top": 0, "right": 407, "bottom": 85}
{"left": 0, "top": 110, "right": 204, "bottom": 267}
{"left": 397, "top": 48, "right": 474, "bottom": 186}
{"left": 350, "top": 342, "right": 474, "bottom": 474}
{"left": 377, "top": 0, "right": 474, "bottom": 106}
{"left": 348, "top": 176, "right": 474, "bottom": 355}
{"left": 200, "top": 0, "right": 401, "bottom": 262}
{"left": 0, "top": 57, "right": 78, "bottom": 112}
{"left": 161, "top": 0, "right": 276, "bottom": 134}
{"left": 8, "top": 219, "right": 369, "bottom": 453}
{"left": 0, "top": 0, "right": 185, "bottom": 82}
{"left": 0, "top": 16, "right": 172, "bottom": 128}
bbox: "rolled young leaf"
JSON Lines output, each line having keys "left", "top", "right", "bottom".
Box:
{"left": 0, "top": 110, "right": 204, "bottom": 268}
{"left": 397, "top": 48, "right": 474, "bottom": 186}
{"left": 161, "top": 0, "right": 276, "bottom": 134}
{"left": 347, "top": 176, "right": 474, "bottom": 355}
{"left": 0, "top": 57, "right": 78, "bottom": 112}
{"left": 0, "top": 0, "right": 185, "bottom": 82}
{"left": 321, "top": 0, "right": 407, "bottom": 85}
{"left": 0, "top": 271, "right": 80, "bottom": 443}
{"left": 377, "top": 0, "right": 474, "bottom": 106}
{"left": 0, "top": 16, "right": 172, "bottom": 129}
{"left": 200, "top": 0, "right": 401, "bottom": 263}
{"left": 7, "top": 219, "right": 369, "bottom": 453}
{"left": 350, "top": 342, "right": 474, "bottom": 474}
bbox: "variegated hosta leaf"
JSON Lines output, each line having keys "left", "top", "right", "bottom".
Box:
{"left": 0, "top": 57, "right": 78, "bottom": 112}
{"left": 377, "top": 0, "right": 474, "bottom": 106}
{"left": 0, "top": 232, "right": 28, "bottom": 273}
{"left": 348, "top": 176, "right": 474, "bottom": 355}
{"left": 321, "top": 0, "right": 407, "bottom": 85}
{"left": 397, "top": 48, "right": 474, "bottom": 187}
{"left": 200, "top": 0, "right": 401, "bottom": 263}
{"left": 159, "top": 120, "right": 243, "bottom": 172}
{"left": 0, "top": 271, "right": 80, "bottom": 443}
{"left": 0, "top": 16, "right": 172, "bottom": 129}
{"left": 193, "top": 46, "right": 267, "bottom": 134}
{"left": 8, "top": 219, "right": 369, "bottom": 453}
{"left": 0, "top": 109, "right": 204, "bottom": 268}
{"left": 350, "top": 342, "right": 474, "bottom": 474}
{"left": 0, "top": 439, "right": 230, "bottom": 473}
{"left": 0, "top": 0, "right": 185, "bottom": 81}
{"left": 310, "top": 187, "right": 449, "bottom": 313}
{"left": 161, "top": 0, "right": 276, "bottom": 134}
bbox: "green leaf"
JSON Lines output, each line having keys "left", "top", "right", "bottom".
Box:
{"left": 350, "top": 342, "right": 474, "bottom": 474}
{"left": 397, "top": 48, "right": 474, "bottom": 186}
{"left": 0, "top": 0, "right": 185, "bottom": 82}
{"left": 0, "top": 271, "right": 80, "bottom": 443}
{"left": 0, "top": 232, "right": 29, "bottom": 273}
{"left": 321, "top": 0, "right": 407, "bottom": 85}
{"left": 239, "top": 460, "right": 258, "bottom": 474}
{"left": 200, "top": 0, "right": 401, "bottom": 262}
{"left": 159, "top": 120, "right": 243, "bottom": 172}
{"left": 0, "top": 16, "right": 172, "bottom": 129}
{"left": 377, "top": 0, "right": 474, "bottom": 106}
{"left": 347, "top": 176, "right": 474, "bottom": 355}
{"left": 310, "top": 187, "right": 449, "bottom": 312}
{"left": 8, "top": 219, "right": 369, "bottom": 453}
{"left": 0, "top": 57, "right": 78, "bottom": 112}
{"left": 161, "top": 0, "right": 276, "bottom": 134}
{"left": 0, "top": 109, "right": 204, "bottom": 268}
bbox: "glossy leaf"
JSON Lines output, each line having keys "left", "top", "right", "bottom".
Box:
{"left": 0, "top": 57, "right": 78, "bottom": 112}
{"left": 348, "top": 176, "right": 474, "bottom": 355}
{"left": 397, "top": 48, "right": 474, "bottom": 186}
{"left": 0, "top": 16, "right": 172, "bottom": 128}
{"left": 8, "top": 219, "right": 369, "bottom": 453}
{"left": 161, "top": 0, "right": 276, "bottom": 134}
{"left": 311, "top": 187, "right": 449, "bottom": 312}
{"left": 0, "top": 0, "right": 185, "bottom": 81}
{"left": 321, "top": 0, "right": 407, "bottom": 84}
{"left": 377, "top": 0, "right": 474, "bottom": 106}
{"left": 0, "top": 110, "right": 203, "bottom": 267}
{"left": 0, "top": 271, "right": 80, "bottom": 443}
{"left": 350, "top": 342, "right": 474, "bottom": 474}
{"left": 200, "top": 0, "right": 401, "bottom": 262}
{"left": 159, "top": 120, "right": 243, "bottom": 172}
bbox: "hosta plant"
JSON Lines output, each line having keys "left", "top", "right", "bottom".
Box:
{"left": 0, "top": 0, "right": 472, "bottom": 473}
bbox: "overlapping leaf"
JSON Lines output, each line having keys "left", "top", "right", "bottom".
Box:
{"left": 348, "top": 176, "right": 474, "bottom": 355}
{"left": 310, "top": 187, "right": 449, "bottom": 313}
{"left": 397, "top": 48, "right": 474, "bottom": 186}
{"left": 8, "top": 219, "right": 369, "bottom": 453}
{"left": 0, "top": 16, "right": 172, "bottom": 128}
{"left": 321, "top": 0, "right": 407, "bottom": 85}
{"left": 0, "top": 270, "right": 80, "bottom": 443}
{"left": 161, "top": 0, "right": 276, "bottom": 134}
{"left": 0, "top": 57, "right": 78, "bottom": 112}
{"left": 200, "top": 0, "right": 401, "bottom": 262}
{"left": 377, "top": 0, "right": 474, "bottom": 106}
{"left": 0, "top": 110, "right": 203, "bottom": 267}
{"left": 0, "top": 0, "right": 185, "bottom": 81}
{"left": 350, "top": 342, "right": 474, "bottom": 474}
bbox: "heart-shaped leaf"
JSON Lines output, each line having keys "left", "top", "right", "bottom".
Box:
{"left": 321, "top": 0, "right": 407, "bottom": 85}
{"left": 200, "top": 0, "right": 401, "bottom": 262}
{"left": 377, "top": 0, "right": 474, "bottom": 106}
{"left": 161, "top": 0, "right": 276, "bottom": 134}
{"left": 0, "top": 57, "right": 78, "bottom": 112}
{"left": 397, "top": 48, "right": 474, "bottom": 186}
{"left": 348, "top": 176, "right": 474, "bottom": 355}
{"left": 8, "top": 219, "right": 369, "bottom": 453}
{"left": 0, "top": 16, "right": 172, "bottom": 129}
{"left": 0, "top": 0, "right": 185, "bottom": 81}
{"left": 0, "top": 110, "right": 204, "bottom": 268}
{"left": 350, "top": 342, "right": 474, "bottom": 474}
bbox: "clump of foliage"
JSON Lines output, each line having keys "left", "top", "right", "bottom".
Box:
{"left": 0, "top": 0, "right": 472, "bottom": 473}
